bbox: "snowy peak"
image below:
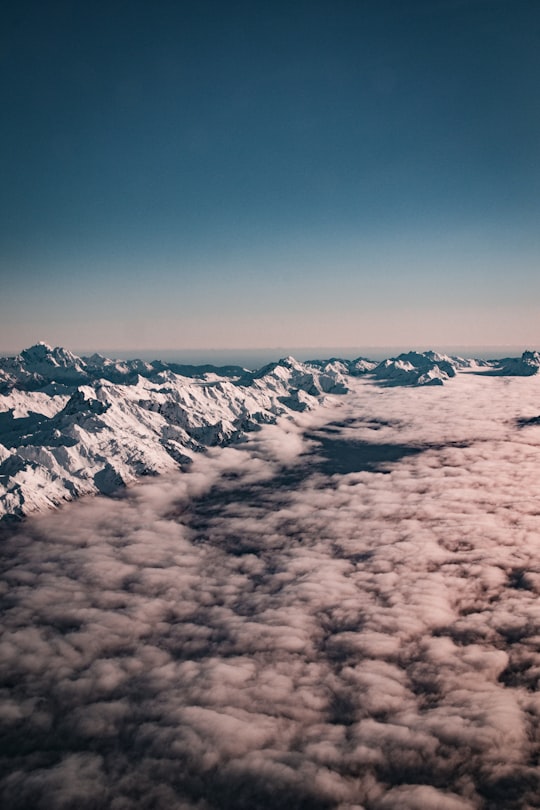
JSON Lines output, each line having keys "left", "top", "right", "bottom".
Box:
{"left": 20, "top": 340, "right": 53, "bottom": 358}
{"left": 349, "top": 357, "right": 378, "bottom": 375}
{"left": 370, "top": 351, "right": 489, "bottom": 382}
{"left": 19, "top": 343, "right": 88, "bottom": 382}
{"left": 306, "top": 357, "right": 377, "bottom": 377}
{"left": 372, "top": 351, "right": 457, "bottom": 386}
{"left": 423, "top": 351, "right": 489, "bottom": 370}
{"left": 0, "top": 345, "right": 250, "bottom": 392}
{"left": 495, "top": 350, "right": 540, "bottom": 377}
{"left": 21, "top": 341, "right": 76, "bottom": 364}
{"left": 60, "top": 387, "right": 110, "bottom": 416}
{"left": 242, "top": 356, "right": 348, "bottom": 397}
{"left": 1, "top": 343, "right": 88, "bottom": 390}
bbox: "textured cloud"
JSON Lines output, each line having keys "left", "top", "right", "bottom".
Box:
{"left": 1, "top": 372, "right": 540, "bottom": 808}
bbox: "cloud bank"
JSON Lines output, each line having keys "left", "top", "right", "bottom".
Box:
{"left": 1, "top": 373, "right": 540, "bottom": 809}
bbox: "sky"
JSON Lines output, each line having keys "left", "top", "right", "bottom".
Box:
{"left": 1, "top": 0, "right": 539, "bottom": 355}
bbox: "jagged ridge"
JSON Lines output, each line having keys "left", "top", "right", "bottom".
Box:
{"left": 0, "top": 344, "right": 537, "bottom": 520}
{"left": 0, "top": 345, "right": 349, "bottom": 520}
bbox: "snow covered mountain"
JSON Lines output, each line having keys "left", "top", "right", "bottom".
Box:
{"left": 0, "top": 345, "right": 348, "bottom": 521}
{"left": 370, "top": 350, "right": 488, "bottom": 386}
{"left": 0, "top": 343, "right": 536, "bottom": 521}
{"left": 372, "top": 351, "right": 456, "bottom": 386}
{"left": 305, "top": 356, "right": 378, "bottom": 377}
{"left": 494, "top": 350, "right": 540, "bottom": 376}
{"left": 0, "top": 341, "right": 247, "bottom": 393}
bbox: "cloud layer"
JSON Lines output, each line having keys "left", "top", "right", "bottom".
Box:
{"left": 1, "top": 372, "right": 540, "bottom": 809}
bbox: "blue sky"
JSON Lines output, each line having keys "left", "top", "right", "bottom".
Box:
{"left": 1, "top": 0, "right": 539, "bottom": 354}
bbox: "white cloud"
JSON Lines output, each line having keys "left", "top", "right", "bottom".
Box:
{"left": 1, "top": 372, "right": 540, "bottom": 807}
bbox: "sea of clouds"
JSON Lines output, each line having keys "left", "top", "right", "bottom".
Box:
{"left": 1, "top": 372, "right": 540, "bottom": 809}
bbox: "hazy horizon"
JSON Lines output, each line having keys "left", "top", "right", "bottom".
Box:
{"left": 0, "top": 341, "right": 537, "bottom": 368}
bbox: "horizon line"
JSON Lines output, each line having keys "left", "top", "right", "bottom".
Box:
{"left": 1, "top": 342, "right": 537, "bottom": 360}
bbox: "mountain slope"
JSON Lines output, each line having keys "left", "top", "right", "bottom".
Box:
{"left": 0, "top": 346, "right": 348, "bottom": 521}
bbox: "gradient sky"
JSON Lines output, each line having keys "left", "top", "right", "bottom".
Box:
{"left": 1, "top": 0, "right": 539, "bottom": 354}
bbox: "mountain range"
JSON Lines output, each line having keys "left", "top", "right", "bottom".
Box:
{"left": 1, "top": 343, "right": 538, "bottom": 521}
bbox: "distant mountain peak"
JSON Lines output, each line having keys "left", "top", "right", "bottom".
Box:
{"left": 21, "top": 341, "right": 54, "bottom": 356}
{"left": 495, "top": 350, "right": 540, "bottom": 377}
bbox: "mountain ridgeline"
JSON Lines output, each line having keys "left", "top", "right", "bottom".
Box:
{"left": 0, "top": 343, "right": 538, "bottom": 521}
